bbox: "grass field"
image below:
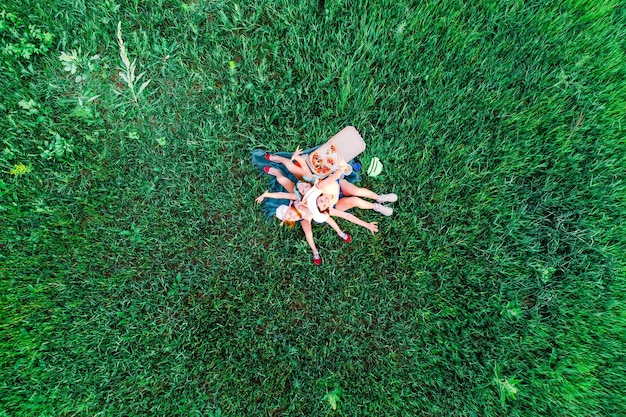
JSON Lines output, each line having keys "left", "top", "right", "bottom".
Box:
{"left": 1, "top": 0, "right": 625, "bottom": 415}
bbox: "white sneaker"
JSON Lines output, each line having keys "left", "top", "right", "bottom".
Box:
{"left": 378, "top": 193, "right": 397, "bottom": 203}
{"left": 373, "top": 203, "right": 393, "bottom": 216}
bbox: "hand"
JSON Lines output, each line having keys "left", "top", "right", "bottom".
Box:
{"left": 255, "top": 191, "right": 268, "bottom": 204}
{"left": 334, "top": 154, "right": 347, "bottom": 170}
{"left": 292, "top": 147, "right": 303, "bottom": 160}
{"left": 367, "top": 222, "right": 379, "bottom": 234}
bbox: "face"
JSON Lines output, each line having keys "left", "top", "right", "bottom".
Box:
{"left": 297, "top": 182, "right": 312, "bottom": 195}
{"left": 284, "top": 207, "right": 301, "bottom": 222}
{"left": 316, "top": 194, "right": 332, "bottom": 211}
{"left": 294, "top": 203, "right": 312, "bottom": 220}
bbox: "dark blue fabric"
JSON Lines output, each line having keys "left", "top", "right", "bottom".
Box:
{"left": 251, "top": 147, "right": 360, "bottom": 219}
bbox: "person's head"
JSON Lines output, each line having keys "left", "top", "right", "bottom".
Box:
{"left": 276, "top": 203, "right": 302, "bottom": 227}
{"left": 316, "top": 193, "right": 333, "bottom": 212}
{"left": 296, "top": 181, "right": 312, "bottom": 196}
{"left": 305, "top": 188, "right": 330, "bottom": 223}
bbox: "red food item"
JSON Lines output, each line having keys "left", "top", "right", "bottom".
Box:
{"left": 311, "top": 151, "right": 326, "bottom": 173}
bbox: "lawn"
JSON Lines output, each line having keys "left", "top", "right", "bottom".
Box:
{"left": 1, "top": 0, "right": 625, "bottom": 415}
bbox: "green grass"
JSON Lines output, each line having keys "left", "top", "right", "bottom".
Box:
{"left": 1, "top": 0, "right": 624, "bottom": 415}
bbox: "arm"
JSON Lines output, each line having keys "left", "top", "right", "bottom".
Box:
{"left": 316, "top": 167, "right": 344, "bottom": 190}
{"left": 292, "top": 147, "right": 314, "bottom": 179}
{"left": 256, "top": 190, "right": 299, "bottom": 204}
{"left": 329, "top": 208, "right": 378, "bottom": 234}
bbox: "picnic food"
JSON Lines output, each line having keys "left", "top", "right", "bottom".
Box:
{"left": 310, "top": 149, "right": 338, "bottom": 175}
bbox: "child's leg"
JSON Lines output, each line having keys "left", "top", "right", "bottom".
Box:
{"left": 334, "top": 196, "right": 375, "bottom": 211}
{"left": 338, "top": 179, "right": 380, "bottom": 200}
{"left": 335, "top": 196, "right": 393, "bottom": 216}
{"left": 300, "top": 220, "right": 322, "bottom": 264}
{"left": 266, "top": 167, "right": 296, "bottom": 193}
{"left": 325, "top": 216, "right": 344, "bottom": 236}
{"left": 325, "top": 216, "right": 351, "bottom": 242}
{"left": 300, "top": 220, "right": 318, "bottom": 253}
{"left": 269, "top": 154, "right": 307, "bottom": 178}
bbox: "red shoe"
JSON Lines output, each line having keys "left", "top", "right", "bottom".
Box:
{"left": 263, "top": 166, "right": 271, "bottom": 174}
{"left": 313, "top": 254, "right": 322, "bottom": 266}
{"left": 264, "top": 152, "right": 271, "bottom": 161}
{"left": 340, "top": 233, "right": 352, "bottom": 243}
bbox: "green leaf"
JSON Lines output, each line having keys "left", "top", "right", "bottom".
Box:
{"left": 323, "top": 388, "right": 342, "bottom": 410}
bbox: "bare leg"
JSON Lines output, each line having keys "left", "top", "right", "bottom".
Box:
{"left": 269, "top": 154, "right": 307, "bottom": 179}
{"left": 339, "top": 179, "right": 380, "bottom": 200}
{"left": 329, "top": 207, "right": 379, "bottom": 234}
{"left": 267, "top": 167, "right": 296, "bottom": 193}
{"left": 300, "top": 220, "right": 321, "bottom": 264}
{"left": 325, "top": 216, "right": 351, "bottom": 242}
{"left": 334, "top": 196, "right": 375, "bottom": 212}
{"left": 335, "top": 195, "right": 392, "bottom": 216}
{"left": 325, "top": 216, "right": 345, "bottom": 236}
